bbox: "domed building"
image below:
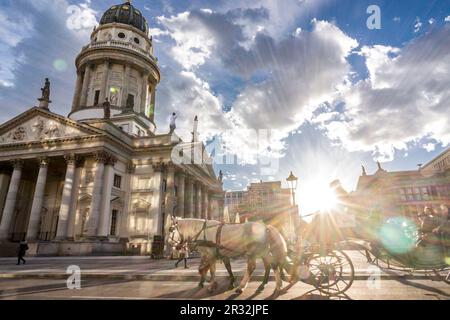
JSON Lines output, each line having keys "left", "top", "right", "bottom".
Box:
{"left": 0, "top": 2, "right": 224, "bottom": 256}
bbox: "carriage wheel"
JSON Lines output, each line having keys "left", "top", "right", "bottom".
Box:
{"left": 307, "top": 250, "right": 355, "bottom": 296}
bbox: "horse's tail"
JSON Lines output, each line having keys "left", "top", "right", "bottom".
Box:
{"left": 266, "top": 225, "right": 295, "bottom": 281}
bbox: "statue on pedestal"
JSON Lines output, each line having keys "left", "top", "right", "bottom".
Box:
{"left": 103, "top": 98, "right": 111, "bottom": 119}
{"left": 169, "top": 112, "right": 177, "bottom": 134}
{"left": 38, "top": 78, "right": 52, "bottom": 110}
{"left": 41, "top": 78, "right": 50, "bottom": 100}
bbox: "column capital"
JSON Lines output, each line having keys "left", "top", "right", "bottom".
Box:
{"left": 64, "top": 153, "right": 78, "bottom": 165}
{"left": 105, "top": 155, "right": 117, "bottom": 166}
{"left": 166, "top": 163, "right": 176, "bottom": 173}
{"left": 93, "top": 151, "right": 116, "bottom": 165}
{"left": 10, "top": 159, "right": 24, "bottom": 169}
{"left": 37, "top": 157, "right": 50, "bottom": 168}
{"left": 152, "top": 161, "right": 165, "bottom": 172}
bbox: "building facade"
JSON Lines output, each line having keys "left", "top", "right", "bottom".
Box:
{"left": 352, "top": 148, "right": 450, "bottom": 220}
{"left": 0, "top": 1, "right": 224, "bottom": 256}
{"left": 225, "top": 181, "right": 299, "bottom": 242}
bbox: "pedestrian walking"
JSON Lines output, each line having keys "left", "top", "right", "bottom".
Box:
{"left": 17, "top": 241, "right": 29, "bottom": 265}
{"left": 174, "top": 242, "right": 189, "bottom": 269}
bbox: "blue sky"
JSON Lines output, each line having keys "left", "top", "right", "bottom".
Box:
{"left": 0, "top": 0, "right": 449, "bottom": 215}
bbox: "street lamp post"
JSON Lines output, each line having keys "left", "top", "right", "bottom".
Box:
{"left": 286, "top": 171, "right": 298, "bottom": 244}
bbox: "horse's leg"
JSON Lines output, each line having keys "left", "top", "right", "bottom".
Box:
{"left": 236, "top": 257, "right": 256, "bottom": 294}
{"left": 258, "top": 256, "right": 271, "bottom": 291}
{"left": 207, "top": 259, "right": 217, "bottom": 293}
{"left": 223, "top": 257, "right": 236, "bottom": 290}
{"left": 198, "top": 257, "right": 209, "bottom": 288}
{"left": 273, "top": 266, "right": 283, "bottom": 296}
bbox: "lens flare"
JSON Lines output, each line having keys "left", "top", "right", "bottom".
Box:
{"left": 378, "top": 217, "right": 418, "bottom": 254}
{"left": 53, "top": 59, "right": 67, "bottom": 72}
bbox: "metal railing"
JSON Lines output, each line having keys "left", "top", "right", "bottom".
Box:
{"left": 82, "top": 40, "right": 158, "bottom": 63}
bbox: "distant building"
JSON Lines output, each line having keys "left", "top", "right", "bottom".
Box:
{"left": 225, "top": 181, "right": 299, "bottom": 241}
{"left": 353, "top": 148, "right": 450, "bottom": 219}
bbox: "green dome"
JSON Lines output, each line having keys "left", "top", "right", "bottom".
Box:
{"left": 100, "top": 1, "right": 148, "bottom": 33}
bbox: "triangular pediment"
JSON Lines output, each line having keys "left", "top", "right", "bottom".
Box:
{"left": 0, "top": 107, "right": 104, "bottom": 145}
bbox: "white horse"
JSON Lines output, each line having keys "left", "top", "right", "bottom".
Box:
{"left": 168, "top": 218, "right": 294, "bottom": 295}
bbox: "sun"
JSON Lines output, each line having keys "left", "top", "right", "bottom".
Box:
{"left": 299, "top": 180, "right": 338, "bottom": 216}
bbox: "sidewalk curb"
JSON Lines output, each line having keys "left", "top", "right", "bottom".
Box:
{"left": 0, "top": 273, "right": 436, "bottom": 281}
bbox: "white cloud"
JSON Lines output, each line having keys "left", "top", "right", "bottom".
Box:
{"left": 0, "top": 9, "right": 33, "bottom": 88}
{"left": 157, "top": 12, "right": 217, "bottom": 70}
{"left": 156, "top": 8, "right": 358, "bottom": 164}
{"left": 428, "top": 18, "right": 436, "bottom": 25}
{"left": 315, "top": 27, "right": 450, "bottom": 162}
{"left": 414, "top": 17, "right": 422, "bottom": 32}
{"left": 423, "top": 143, "right": 436, "bottom": 152}
{"left": 445, "top": 16, "right": 450, "bottom": 23}
{"left": 225, "top": 20, "right": 358, "bottom": 161}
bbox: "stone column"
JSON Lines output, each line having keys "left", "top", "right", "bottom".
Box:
{"left": 56, "top": 154, "right": 77, "bottom": 240}
{"left": 0, "top": 170, "right": 11, "bottom": 223}
{"left": 196, "top": 182, "right": 202, "bottom": 219}
{"left": 151, "top": 163, "right": 164, "bottom": 236}
{"left": 0, "top": 160, "right": 23, "bottom": 241}
{"left": 66, "top": 159, "right": 84, "bottom": 240}
{"left": 165, "top": 165, "right": 176, "bottom": 217}
{"left": 26, "top": 158, "right": 49, "bottom": 241}
{"left": 121, "top": 64, "right": 131, "bottom": 107}
{"left": 149, "top": 88, "right": 156, "bottom": 122}
{"left": 119, "top": 162, "right": 135, "bottom": 239}
{"left": 79, "top": 64, "right": 92, "bottom": 107}
{"left": 71, "top": 71, "right": 83, "bottom": 111}
{"left": 164, "top": 164, "right": 176, "bottom": 257}
{"left": 176, "top": 172, "right": 185, "bottom": 217}
{"left": 86, "top": 152, "right": 107, "bottom": 237}
{"left": 98, "top": 60, "right": 110, "bottom": 105}
{"left": 97, "top": 155, "right": 117, "bottom": 238}
{"left": 140, "top": 73, "right": 149, "bottom": 114}
{"left": 208, "top": 193, "right": 213, "bottom": 220}
{"left": 202, "top": 187, "right": 208, "bottom": 219}
{"left": 185, "top": 177, "right": 194, "bottom": 218}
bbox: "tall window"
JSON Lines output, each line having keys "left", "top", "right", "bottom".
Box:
{"left": 94, "top": 90, "right": 100, "bottom": 106}
{"left": 127, "top": 94, "right": 135, "bottom": 108}
{"left": 113, "top": 174, "right": 122, "bottom": 189}
{"left": 110, "top": 210, "right": 118, "bottom": 236}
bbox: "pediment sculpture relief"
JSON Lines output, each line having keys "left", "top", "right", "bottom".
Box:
{"left": 0, "top": 116, "right": 88, "bottom": 144}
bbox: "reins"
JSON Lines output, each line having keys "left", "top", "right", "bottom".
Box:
{"left": 169, "top": 218, "right": 247, "bottom": 257}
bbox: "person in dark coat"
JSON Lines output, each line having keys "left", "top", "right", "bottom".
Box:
{"left": 174, "top": 242, "right": 189, "bottom": 269}
{"left": 17, "top": 241, "right": 29, "bottom": 265}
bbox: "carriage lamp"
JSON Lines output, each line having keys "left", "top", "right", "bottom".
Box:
{"left": 286, "top": 171, "right": 298, "bottom": 243}
{"left": 286, "top": 171, "right": 298, "bottom": 205}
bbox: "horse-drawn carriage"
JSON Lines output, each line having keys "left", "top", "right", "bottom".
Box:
{"left": 167, "top": 212, "right": 449, "bottom": 298}
{"left": 292, "top": 212, "right": 450, "bottom": 296}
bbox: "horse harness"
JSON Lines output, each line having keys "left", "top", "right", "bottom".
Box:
{"left": 190, "top": 221, "right": 232, "bottom": 258}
